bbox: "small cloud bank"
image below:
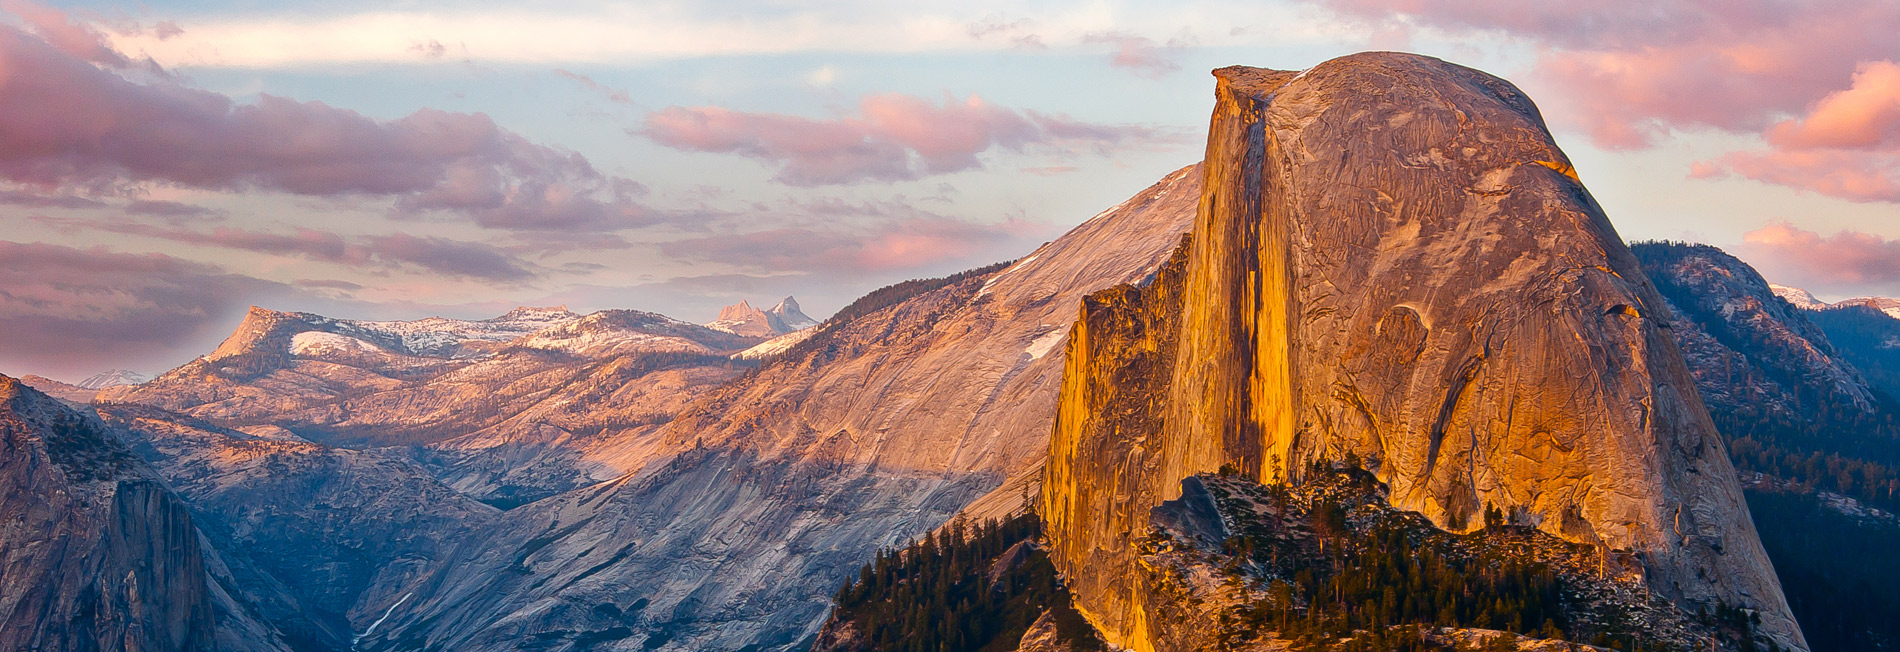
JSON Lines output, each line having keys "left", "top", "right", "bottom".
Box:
{"left": 1740, "top": 222, "right": 1900, "bottom": 292}
{"left": 1082, "top": 32, "right": 1186, "bottom": 79}
{"left": 641, "top": 93, "right": 1182, "bottom": 185}
{"left": 33, "top": 216, "right": 537, "bottom": 282}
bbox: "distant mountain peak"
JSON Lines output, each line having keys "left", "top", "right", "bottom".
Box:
{"left": 1769, "top": 284, "right": 1828, "bottom": 311}
{"left": 766, "top": 296, "right": 818, "bottom": 329}
{"left": 706, "top": 297, "right": 812, "bottom": 337}
{"left": 1767, "top": 283, "right": 1900, "bottom": 321}
{"left": 715, "top": 300, "right": 759, "bottom": 323}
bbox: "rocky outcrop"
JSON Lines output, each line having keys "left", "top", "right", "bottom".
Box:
{"left": 0, "top": 374, "right": 294, "bottom": 651}
{"left": 351, "top": 165, "right": 1202, "bottom": 652}
{"left": 1041, "top": 53, "right": 1803, "bottom": 651}
{"left": 77, "top": 369, "right": 149, "bottom": 390}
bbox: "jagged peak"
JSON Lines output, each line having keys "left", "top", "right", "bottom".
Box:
{"left": 715, "top": 300, "right": 763, "bottom": 322}
{"left": 766, "top": 296, "right": 818, "bottom": 329}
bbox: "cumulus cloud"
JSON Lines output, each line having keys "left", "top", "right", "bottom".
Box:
{"left": 1693, "top": 60, "right": 1900, "bottom": 203}
{"left": 1740, "top": 222, "right": 1900, "bottom": 290}
{"left": 1765, "top": 61, "right": 1900, "bottom": 151}
{"left": 1310, "top": 0, "right": 1900, "bottom": 203}
{"left": 641, "top": 93, "right": 1181, "bottom": 185}
{"left": 0, "top": 13, "right": 645, "bottom": 230}
{"left": 1082, "top": 32, "right": 1185, "bottom": 78}
{"left": 0, "top": 240, "right": 292, "bottom": 378}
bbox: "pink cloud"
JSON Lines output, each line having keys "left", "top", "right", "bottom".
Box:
{"left": 660, "top": 199, "right": 1054, "bottom": 275}
{"left": 1766, "top": 60, "right": 1900, "bottom": 150}
{"left": 0, "top": 0, "right": 137, "bottom": 68}
{"left": 1696, "top": 149, "right": 1900, "bottom": 203}
{"left": 1740, "top": 222, "right": 1900, "bottom": 289}
{"left": 0, "top": 20, "right": 644, "bottom": 230}
{"left": 1082, "top": 32, "right": 1185, "bottom": 79}
{"left": 641, "top": 94, "right": 1178, "bottom": 186}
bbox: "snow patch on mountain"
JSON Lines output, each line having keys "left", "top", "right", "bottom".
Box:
{"left": 347, "top": 307, "right": 580, "bottom": 357}
{"left": 1024, "top": 327, "right": 1067, "bottom": 360}
{"left": 1769, "top": 284, "right": 1827, "bottom": 310}
{"left": 290, "top": 331, "right": 383, "bottom": 357}
{"left": 76, "top": 369, "right": 148, "bottom": 389}
{"left": 733, "top": 328, "right": 815, "bottom": 360}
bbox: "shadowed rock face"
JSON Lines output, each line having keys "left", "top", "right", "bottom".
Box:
{"left": 0, "top": 375, "right": 310, "bottom": 652}
{"left": 1042, "top": 53, "right": 1803, "bottom": 651}
{"left": 0, "top": 375, "right": 212, "bottom": 651}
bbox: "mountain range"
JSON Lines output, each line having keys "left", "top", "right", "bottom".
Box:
{"left": 8, "top": 52, "right": 1900, "bottom": 652}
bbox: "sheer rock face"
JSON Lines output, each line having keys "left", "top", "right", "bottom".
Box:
{"left": 351, "top": 166, "right": 1201, "bottom": 652}
{"left": 0, "top": 375, "right": 300, "bottom": 651}
{"left": 1042, "top": 53, "right": 1803, "bottom": 651}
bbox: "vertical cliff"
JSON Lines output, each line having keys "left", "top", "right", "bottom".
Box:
{"left": 1042, "top": 52, "right": 1804, "bottom": 651}
{"left": 0, "top": 375, "right": 217, "bottom": 651}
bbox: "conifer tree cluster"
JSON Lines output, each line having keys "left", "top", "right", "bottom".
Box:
{"left": 828, "top": 512, "right": 1104, "bottom": 652}
{"left": 1210, "top": 469, "right": 1569, "bottom": 651}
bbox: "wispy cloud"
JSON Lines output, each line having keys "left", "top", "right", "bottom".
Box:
{"left": 554, "top": 69, "right": 637, "bottom": 106}
{"left": 641, "top": 93, "right": 1184, "bottom": 185}
{"left": 658, "top": 194, "right": 1056, "bottom": 275}
{"left": 1082, "top": 32, "right": 1188, "bottom": 78}
{"left": 98, "top": 2, "right": 1338, "bottom": 68}
{"left": 32, "top": 216, "right": 539, "bottom": 282}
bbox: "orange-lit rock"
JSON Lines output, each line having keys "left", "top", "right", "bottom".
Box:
{"left": 1042, "top": 52, "right": 1804, "bottom": 651}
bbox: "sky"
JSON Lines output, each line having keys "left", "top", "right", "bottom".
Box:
{"left": 1, "top": 0, "right": 1897, "bottom": 381}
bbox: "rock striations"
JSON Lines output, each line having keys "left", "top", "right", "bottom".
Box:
{"left": 1041, "top": 53, "right": 1804, "bottom": 651}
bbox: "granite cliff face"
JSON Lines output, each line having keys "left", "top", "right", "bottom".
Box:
{"left": 1042, "top": 53, "right": 1802, "bottom": 651}
{"left": 350, "top": 166, "right": 1202, "bottom": 652}
{"left": 0, "top": 375, "right": 300, "bottom": 652}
